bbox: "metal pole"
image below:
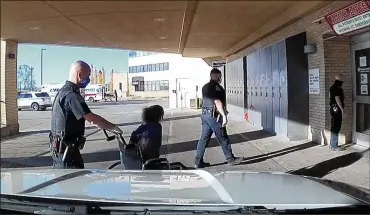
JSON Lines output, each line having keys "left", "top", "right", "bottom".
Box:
{"left": 40, "top": 49, "right": 46, "bottom": 86}
{"left": 30, "top": 67, "right": 34, "bottom": 90}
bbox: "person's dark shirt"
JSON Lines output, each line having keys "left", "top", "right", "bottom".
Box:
{"left": 51, "top": 81, "right": 92, "bottom": 139}
{"left": 129, "top": 122, "right": 162, "bottom": 161}
{"left": 330, "top": 80, "right": 345, "bottom": 108}
{"left": 202, "top": 80, "right": 226, "bottom": 108}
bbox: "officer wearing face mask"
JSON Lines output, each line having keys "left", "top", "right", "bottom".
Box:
{"left": 194, "top": 68, "right": 243, "bottom": 168}
{"left": 329, "top": 74, "right": 345, "bottom": 151}
{"left": 50, "top": 61, "right": 123, "bottom": 169}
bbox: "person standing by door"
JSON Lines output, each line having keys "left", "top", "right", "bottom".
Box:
{"left": 114, "top": 90, "right": 118, "bottom": 102}
{"left": 329, "top": 74, "right": 345, "bottom": 151}
{"left": 194, "top": 68, "right": 244, "bottom": 168}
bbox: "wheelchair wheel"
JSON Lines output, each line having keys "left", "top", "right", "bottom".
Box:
{"left": 108, "top": 161, "right": 122, "bottom": 170}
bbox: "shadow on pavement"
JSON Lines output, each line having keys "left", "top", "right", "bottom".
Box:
{"left": 1, "top": 129, "right": 269, "bottom": 168}
{"left": 2, "top": 114, "right": 201, "bottom": 141}
{"left": 210, "top": 141, "right": 318, "bottom": 167}
{"left": 287, "top": 148, "right": 370, "bottom": 178}
{"left": 162, "top": 129, "right": 273, "bottom": 155}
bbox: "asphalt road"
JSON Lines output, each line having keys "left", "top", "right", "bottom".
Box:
{"left": 17, "top": 99, "right": 168, "bottom": 132}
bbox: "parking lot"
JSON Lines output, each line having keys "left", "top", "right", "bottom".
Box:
{"left": 1, "top": 99, "right": 369, "bottom": 189}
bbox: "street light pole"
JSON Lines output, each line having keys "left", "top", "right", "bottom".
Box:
{"left": 30, "top": 67, "right": 34, "bottom": 90}
{"left": 40, "top": 48, "right": 46, "bottom": 86}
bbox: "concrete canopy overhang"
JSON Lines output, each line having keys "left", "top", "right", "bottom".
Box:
{"left": 1, "top": 1, "right": 329, "bottom": 59}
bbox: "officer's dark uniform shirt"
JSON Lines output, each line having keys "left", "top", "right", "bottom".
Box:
{"left": 51, "top": 81, "right": 91, "bottom": 139}
{"left": 329, "top": 80, "right": 345, "bottom": 108}
{"left": 202, "top": 80, "right": 226, "bottom": 109}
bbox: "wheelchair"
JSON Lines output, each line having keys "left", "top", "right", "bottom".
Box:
{"left": 103, "top": 129, "right": 185, "bottom": 170}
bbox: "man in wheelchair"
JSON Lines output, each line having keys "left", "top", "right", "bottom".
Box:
{"left": 120, "top": 105, "right": 165, "bottom": 170}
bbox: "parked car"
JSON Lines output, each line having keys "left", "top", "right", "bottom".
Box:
{"left": 17, "top": 92, "right": 52, "bottom": 111}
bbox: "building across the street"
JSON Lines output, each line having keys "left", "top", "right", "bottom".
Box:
{"left": 112, "top": 51, "right": 212, "bottom": 109}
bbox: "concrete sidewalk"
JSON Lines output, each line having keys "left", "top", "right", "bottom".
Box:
{"left": 1, "top": 109, "right": 369, "bottom": 189}
{"left": 163, "top": 113, "right": 370, "bottom": 189}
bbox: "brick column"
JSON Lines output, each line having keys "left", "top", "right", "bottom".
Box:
{"left": 324, "top": 36, "right": 352, "bottom": 144}
{"left": 1, "top": 40, "right": 19, "bottom": 137}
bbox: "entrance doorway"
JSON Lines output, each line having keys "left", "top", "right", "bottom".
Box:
{"left": 351, "top": 32, "right": 370, "bottom": 148}
{"left": 176, "top": 78, "right": 194, "bottom": 109}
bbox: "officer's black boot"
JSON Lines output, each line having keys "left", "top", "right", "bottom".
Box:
{"left": 195, "top": 161, "right": 211, "bottom": 169}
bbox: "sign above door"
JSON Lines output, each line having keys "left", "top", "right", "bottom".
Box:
{"left": 325, "top": 0, "right": 370, "bottom": 35}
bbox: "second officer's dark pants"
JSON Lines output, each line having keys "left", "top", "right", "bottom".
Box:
{"left": 195, "top": 109, "right": 234, "bottom": 165}
{"left": 50, "top": 138, "right": 84, "bottom": 169}
{"left": 330, "top": 107, "right": 342, "bottom": 149}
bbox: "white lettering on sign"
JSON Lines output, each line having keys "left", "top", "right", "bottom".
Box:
{"left": 309, "top": 69, "right": 320, "bottom": 94}
{"left": 361, "top": 73, "right": 368, "bottom": 84}
{"left": 360, "top": 56, "right": 367, "bottom": 67}
{"left": 333, "top": 11, "right": 370, "bottom": 35}
{"left": 358, "top": 67, "right": 370, "bottom": 72}
{"left": 361, "top": 84, "right": 368, "bottom": 94}
{"left": 326, "top": 1, "right": 370, "bottom": 25}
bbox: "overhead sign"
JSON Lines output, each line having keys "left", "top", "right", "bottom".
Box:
{"left": 325, "top": 0, "right": 370, "bottom": 35}
{"left": 212, "top": 60, "right": 226, "bottom": 68}
{"left": 309, "top": 68, "right": 320, "bottom": 94}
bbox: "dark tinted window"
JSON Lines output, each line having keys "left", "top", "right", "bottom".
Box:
{"left": 23, "top": 94, "right": 32, "bottom": 98}
{"left": 35, "top": 92, "right": 50, "bottom": 97}
{"left": 164, "top": 62, "right": 169, "bottom": 70}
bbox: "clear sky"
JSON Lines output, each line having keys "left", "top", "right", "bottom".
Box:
{"left": 17, "top": 44, "right": 129, "bottom": 86}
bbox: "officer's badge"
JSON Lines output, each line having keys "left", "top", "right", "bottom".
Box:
{"left": 215, "top": 85, "right": 221, "bottom": 91}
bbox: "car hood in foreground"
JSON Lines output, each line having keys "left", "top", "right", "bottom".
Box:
{"left": 1, "top": 169, "right": 368, "bottom": 209}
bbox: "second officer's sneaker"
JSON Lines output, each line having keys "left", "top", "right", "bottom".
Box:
{"left": 228, "top": 157, "right": 244, "bottom": 166}
{"left": 195, "top": 161, "right": 211, "bottom": 169}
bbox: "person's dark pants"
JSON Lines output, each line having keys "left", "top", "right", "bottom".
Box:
{"left": 51, "top": 143, "right": 84, "bottom": 169}
{"left": 115, "top": 96, "right": 118, "bottom": 102}
{"left": 330, "top": 107, "right": 342, "bottom": 149}
{"left": 195, "top": 110, "right": 234, "bottom": 165}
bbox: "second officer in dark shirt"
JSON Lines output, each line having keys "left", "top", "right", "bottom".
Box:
{"left": 50, "top": 61, "right": 123, "bottom": 169}
{"left": 195, "top": 68, "right": 243, "bottom": 168}
{"left": 329, "top": 74, "right": 345, "bottom": 151}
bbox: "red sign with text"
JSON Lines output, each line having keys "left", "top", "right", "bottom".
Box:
{"left": 325, "top": 0, "right": 370, "bottom": 35}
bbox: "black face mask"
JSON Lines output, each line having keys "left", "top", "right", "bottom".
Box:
{"left": 334, "top": 80, "right": 343, "bottom": 87}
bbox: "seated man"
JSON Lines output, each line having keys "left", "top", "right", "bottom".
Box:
{"left": 120, "top": 105, "right": 164, "bottom": 170}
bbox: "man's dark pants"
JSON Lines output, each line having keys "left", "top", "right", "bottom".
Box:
{"left": 330, "top": 107, "right": 342, "bottom": 149}
{"left": 195, "top": 109, "right": 234, "bottom": 165}
{"left": 51, "top": 139, "right": 84, "bottom": 169}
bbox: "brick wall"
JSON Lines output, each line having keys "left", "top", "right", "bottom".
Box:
{"left": 227, "top": 1, "right": 356, "bottom": 143}
{"left": 1, "top": 41, "right": 6, "bottom": 125}
{"left": 0, "top": 40, "right": 19, "bottom": 133}
{"left": 324, "top": 37, "right": 352, "bottom": 144}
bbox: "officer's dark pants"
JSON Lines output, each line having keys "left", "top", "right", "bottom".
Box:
{"left": 195, "top": 109, "right": 234, "bottom": 165}
{"left": 51, "top": 140, "right": 84, "bottom": 169}
{"left": 330, "top": 107, "right": 342, "bottom": 149}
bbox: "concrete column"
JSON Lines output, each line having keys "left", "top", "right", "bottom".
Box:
{"left": 324, "top": 36, "right": 352, "bottom": 145}
{"left": 1, "top": 40, "right": 19, "bottom": 137}
{"left": 324, "top": 37, "right": 353, "bottom": 144}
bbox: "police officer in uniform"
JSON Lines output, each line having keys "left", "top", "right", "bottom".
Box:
{"left": 195, "top": 68, "right": 243, "bottom": 168}
{"left": 329, "top": 74, "right": 345, "bottom": 151}
{"left": 50, "top": 61, "right": 123, "bottom": 169}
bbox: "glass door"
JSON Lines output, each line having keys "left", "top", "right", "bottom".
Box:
{"left": 351, "top": 32, "right": 370, "bottom": 148}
